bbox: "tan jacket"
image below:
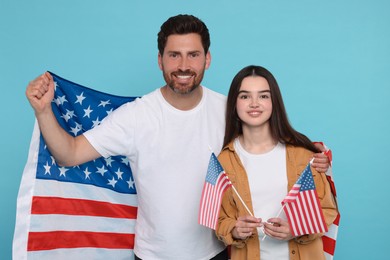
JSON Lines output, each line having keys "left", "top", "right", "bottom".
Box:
{"left": 216, "top": 142, "right": 338, "bottom": 260}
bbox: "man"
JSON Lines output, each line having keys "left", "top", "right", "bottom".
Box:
{"left": 26, "top": 14, "right": 329, "bottom": 260}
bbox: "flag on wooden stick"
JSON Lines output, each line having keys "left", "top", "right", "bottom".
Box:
{"left": 282, "top": 162, "right": 328, "bottom": 237}
{"left": 198, "top": 153, "right": 232, "bottom": 230}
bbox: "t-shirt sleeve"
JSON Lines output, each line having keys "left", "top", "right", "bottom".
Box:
{"left": 83, "top": 101, "right": 136, "bottom": 158}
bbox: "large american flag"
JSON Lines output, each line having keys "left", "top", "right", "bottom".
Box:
{"left": 198, "top": 153, "right": 232, "bottom": 230}
{"left": 282, "top": 162, "right": 328, "bottom": 237}
{"left": 13, "top": 72, "right": 138, "bottom": 260}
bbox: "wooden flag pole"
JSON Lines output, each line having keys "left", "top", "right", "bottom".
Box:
{"left": 262, "top": 204, "right": 286, "bottom": 241}
{"left": 231, "top": 185, "right": 253, "bottom": 216}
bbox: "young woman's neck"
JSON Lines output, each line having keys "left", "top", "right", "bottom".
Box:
{"left": 239, "top": 125, "right": 277, "bottom": 154}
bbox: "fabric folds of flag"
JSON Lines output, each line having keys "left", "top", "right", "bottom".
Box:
{"left": 319, "top": 144, "right": 340, "bottom": 260}
{"left": 13, "top": 72, "right": 138, "bottom": 260}
{"left": 282, "top": 162, "right": 328, "bottom": 237}
{"left": 198, "top": 153, "right": 232, "bottom": 230}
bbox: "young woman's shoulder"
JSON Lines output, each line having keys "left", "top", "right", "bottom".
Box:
{"left": 286, "top": 144, "right": 314, "bottom": 156}
{"left": 286, "top": 144, "right": 316, "bottom": 168}
{"left": 217, "top": 143, "right": 234, "bottom": 163}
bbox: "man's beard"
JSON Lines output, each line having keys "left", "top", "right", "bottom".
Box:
{"left": 163, "top": 69, "right": 204, "bottom": 95}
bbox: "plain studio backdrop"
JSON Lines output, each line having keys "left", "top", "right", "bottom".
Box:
{"left": 1, "top": 0, "right": 389, "bottom": 259}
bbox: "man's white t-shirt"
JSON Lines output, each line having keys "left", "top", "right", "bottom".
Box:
{"left": 234, "top": 139, "right": 289, "bottom": 260}
{"left": 84, "top": 87, "right": 226, "bottom": 260}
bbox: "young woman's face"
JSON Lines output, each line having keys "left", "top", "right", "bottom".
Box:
{"left": 236, "top": 76, "right": 272, "bottom": 129}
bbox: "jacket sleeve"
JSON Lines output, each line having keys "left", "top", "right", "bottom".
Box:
{"left": 294, "top": 168, "right": 339, "bottom": 244}
{"left": 215, "top": 188, "right": 250, "bottom": 248}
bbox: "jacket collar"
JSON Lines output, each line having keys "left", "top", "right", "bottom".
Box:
{"left": 221, "top": 140, "right": 236, "bottom": 153}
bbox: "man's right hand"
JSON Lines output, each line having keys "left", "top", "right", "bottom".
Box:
{"left": 26, "top": 71, "right": 55, "bottom": 114}
{"left": 24, "top": 71, "right": 101, "bottom": 167}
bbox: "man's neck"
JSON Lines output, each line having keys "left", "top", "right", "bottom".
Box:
{"left": 160, "top": 85, "right": 203, "bottom": 111}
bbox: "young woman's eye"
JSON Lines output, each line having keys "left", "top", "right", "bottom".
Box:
{"left": 260, "top": 94, "right": 270, "bottom": 99}
{"left": 239, "top": 95, "right": 249, "bottom": 99}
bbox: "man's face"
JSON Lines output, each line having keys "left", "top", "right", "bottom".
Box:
{"left": 158, "top": 33, "right": 211, "bottom": 94}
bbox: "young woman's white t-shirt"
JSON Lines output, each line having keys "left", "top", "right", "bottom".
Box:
{"left": 234, "top": 139, "right": 290, "bottom": 260}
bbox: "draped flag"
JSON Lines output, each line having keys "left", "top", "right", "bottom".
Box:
{"left": 282, "top": 162, "right": 328, "bottom": 237}
{"left": 199, "top": 153, "right": 232, "bottom": 230}
{"left": 318, "top": 144, "right": 340, "bottom": 260}
{"left": 13, "top": 72, "right": 138, "bottom": 260}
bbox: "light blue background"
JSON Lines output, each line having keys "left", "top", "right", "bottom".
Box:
{"left": 1, "top": 0, "right": 389, "bottom": 259}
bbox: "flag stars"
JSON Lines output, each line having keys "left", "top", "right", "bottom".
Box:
{"left": 83, "top": 106, "right": 93, "bottom": 118}
{"left": 66, "top": 109, "right": 76, "bottom": 118}
{"left": 61, "top": 113, "right": 71, "bottom": 122}
{"left": 206, "top": 155, "right": 224, "bottom": 184}
{"left": 106, "top": 108, "right": 114, "bottom": 115}
{"left": 92, "top": 117, "right": 102, "bottom": 128}
{"left": 54, "top": 81, "right": 59, "bottom": 91}
{"left": 121, "top": 157, "right": 130, "bottom": 166}
{"left": 43, "top": 161, "right": 51, "bottom": 175}
{"left": 98, "top": 100, "right": 111, "bottom": 107}
{"left": 61, "top": 109, "right": 76, "bottom": 122}
{"left": 83, "top": 167, "right": 92, "bottom": 179}
{"left": 115, "top": 168, "right": 124, "bottom": 180}
{"left": 96, "top": 165, "right": 108, "bottom": 176}
{"left": 75, "top": 122, "right": 83, "bottom": 130}
{"left": 55, "top": 95, "right": 68, "bottom": 106}
{"left": 75, "top": 92, "right": 86, "bottom": 105}
{"left": 58, "top": 167, "right": 69, "bottom": 177}
{"left": 108, "top": 177, "right": 117, "bottom": 187}
{"left": 104, "top": 157, "right": 114, "bottom": 167}
{"left": 127, "top": 177, "right": 135, "bottom": 190}
{"left": 70, "top": 124, "right": 82, "bottom": 136}
{"left": 298, "top": 166, "right": 315, "bottom": 191}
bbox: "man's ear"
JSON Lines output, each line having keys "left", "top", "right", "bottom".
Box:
{"left": 158, "top": 52, "right": 163, "bottom": 70}
{"left": 205, "top": 51, "right": 211, "bottom": 70}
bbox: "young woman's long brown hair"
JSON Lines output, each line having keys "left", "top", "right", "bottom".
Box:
{"left": 223, "top": 65, "right": 319, "bottom": 153}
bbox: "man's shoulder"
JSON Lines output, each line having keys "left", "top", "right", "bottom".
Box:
{"left": 203, "top": 86, "right": 226, "bottom": 96}
{"left": 203, "top": 86, "right": 227, "bottom": 103}
{"left": 128, "top": 88, "right": 160, "bottom": 105}
{"left": 112, "top": 89, "right": 160, "bottom": 115}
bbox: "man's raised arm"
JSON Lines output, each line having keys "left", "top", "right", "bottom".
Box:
{"left": 26, "top": 72, "right": 101, "bottom": 166}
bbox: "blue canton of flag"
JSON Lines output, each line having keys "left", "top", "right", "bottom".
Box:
{"left": 299, "top": 166, "right": 315, "bottom": 191}
{"left": 38, "top": 72, "right": 137, "bottom": 194}
{"left": 205, "top": 153, "right": 225, "bottom": 185}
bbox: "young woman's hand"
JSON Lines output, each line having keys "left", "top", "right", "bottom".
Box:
{"left": 263, "top": 217, "right": 294, "bottom": 241}
{"left": 232, "top": 215, "right": 262, "bottom": 240}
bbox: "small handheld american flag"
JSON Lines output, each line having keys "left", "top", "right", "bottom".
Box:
{"left": 198, "top": 153, "right": 232, "bottom": 230}
{"left": 282, "top": 162, "right": 328, "bottom": 237}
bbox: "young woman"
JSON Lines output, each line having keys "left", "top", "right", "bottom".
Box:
{"left": 216, "top": 65, "right": 338, "bottom": 260}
